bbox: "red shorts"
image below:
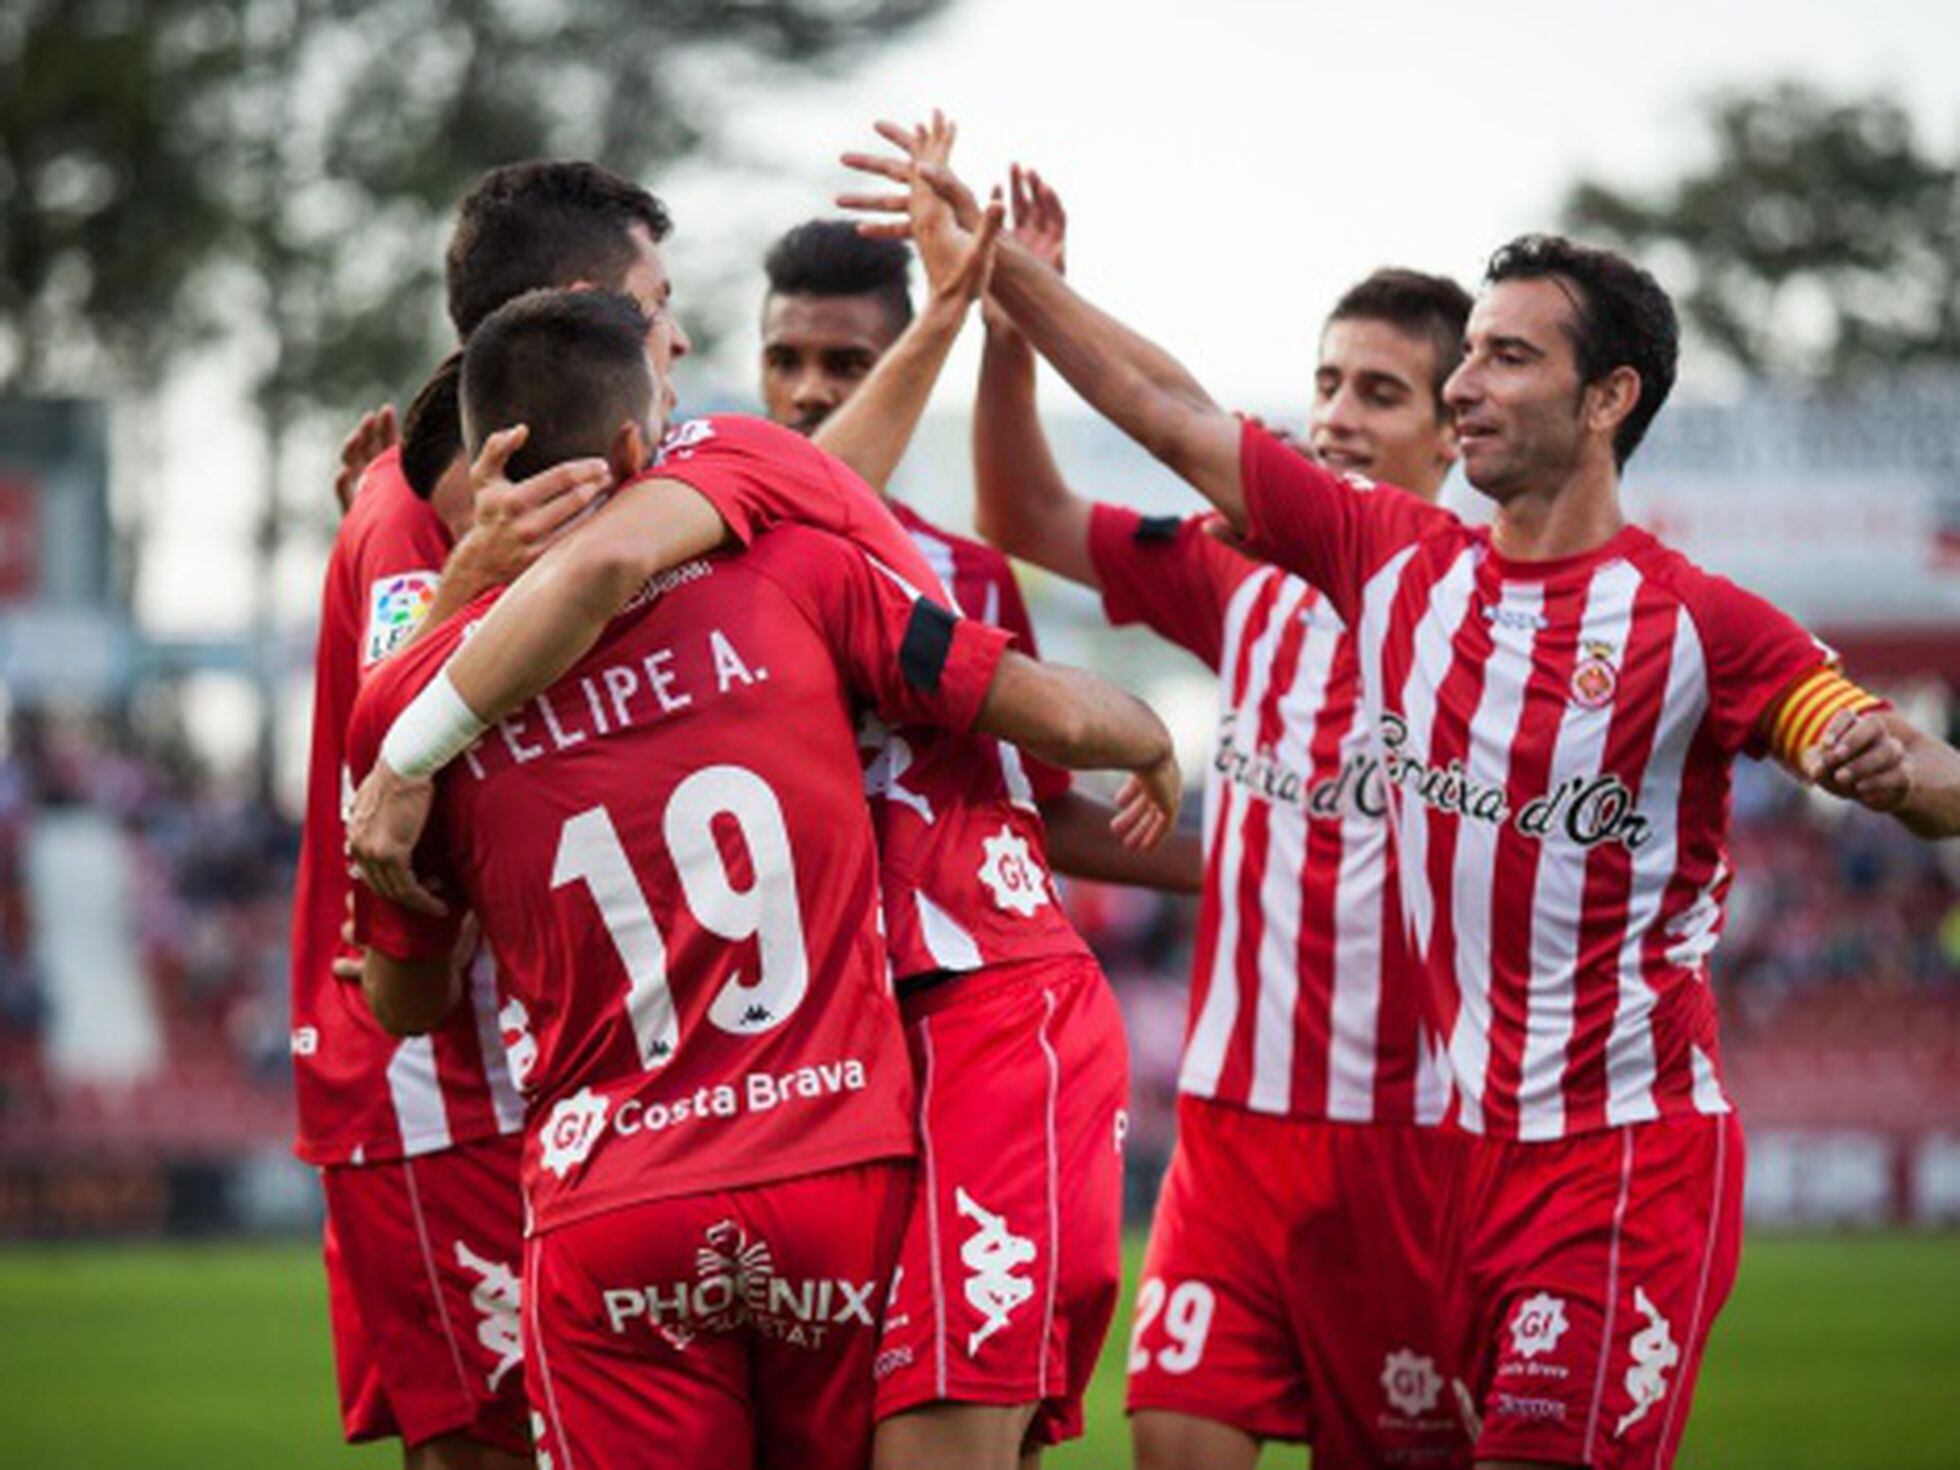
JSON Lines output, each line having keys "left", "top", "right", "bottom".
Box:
{"left": 1442, "top": 1112, "right": 1745, "bottom": 1469}
{"left": 1127, "top": 1098, "right": 1468, "bottom": 1469}
{"left": 874, "top": 956, "right": 1129, "bottom": 1447}
{"left": 320, "top": 1131, "right": 529, "bottom": 1455}
{"left": 525, "top": 1160, "right": 912, "bottom": 1470}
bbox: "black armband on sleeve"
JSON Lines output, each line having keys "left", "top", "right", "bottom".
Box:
{"left": 1134, "top": 515, "right": 1183, "bottom": 543}
{"left": 900, "top": 599, "right": 959, "bottom": 692}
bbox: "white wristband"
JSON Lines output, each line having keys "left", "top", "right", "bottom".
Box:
{"left": 380, "top": 668, "right": 488, "bottom": 779}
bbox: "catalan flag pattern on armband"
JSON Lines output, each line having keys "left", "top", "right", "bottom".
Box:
{"left": 1766, "top": 667, "right": 1889, "bottom": 768}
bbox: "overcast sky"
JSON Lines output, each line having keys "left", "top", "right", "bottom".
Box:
{"left": 140, "top": 0, "right": 1960, "bottom": 640}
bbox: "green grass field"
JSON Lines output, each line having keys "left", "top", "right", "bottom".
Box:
{"left": 2, "top": 1233, "right": 1956, "bottom": 1468}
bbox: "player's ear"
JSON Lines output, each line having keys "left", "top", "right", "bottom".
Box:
{"left": 610, "top": 419, "right": 649, "bottom": 481}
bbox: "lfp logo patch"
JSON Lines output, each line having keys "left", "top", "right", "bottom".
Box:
{"left": 364, "top": 570, "right": 440, "bottom": 666}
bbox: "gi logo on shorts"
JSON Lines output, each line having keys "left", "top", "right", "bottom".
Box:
{"left": 454, "top": 1239, "right": 524, "bottom": 1391}
{"left": 1509, "top": 1292, "right": 1570, "bottom": 1360}
{"left": 1381, "top": 1348, "right": 1443, "bottom": 1418}
{"left": 955, "top": 1187, "right": 1037, "bottom": 1354}
{"left": 1615, "top": 1287, "right": 1680, "bottom": 1437}
{"left": 538, "top": 1087, "right": 610, "bottom": 1178}
{"left": 978, "top": 825, "right": 1050, "bottom": 917}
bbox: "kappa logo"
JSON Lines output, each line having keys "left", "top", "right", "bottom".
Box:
{"left": 529, "top": 1411, "right": 554, "bottom": 1470}
{"left": 1615, "top": 1286, "right": 1680, "bottom": 1437}
{"left": 955, "top": 1187, "right": 1037, "bottom": 1354}
{"left": 977, "top": 825, "right": 1050, "bottom": 918}
{"left": 498, "top": 997, "right": 538, "bottom": 1090}
{"left": 363, "top": 571, "right": 440, "bottom": 667}
{"left": 1380, "top": 1347, "right": 1443, "bottom": 1418}
{"left": 655, "top": 418, "right": 717, "bottom": 463}
{"left": 1570, "top": 638, "right": 1620, "bottom": 711}
{"left": 453, "top": 1239, "right": 523, "bottom": 1391}
{"left": 1509, "top": 1291, "right": 1571, "bottom": 1360}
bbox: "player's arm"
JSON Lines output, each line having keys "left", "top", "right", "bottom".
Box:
{"left": 361, "top": 950, "right": 460, "bottom": 1036}
{"left": 814, "top": 113, "right": 1005, "bottom": 492}
{"left": 974, "top": 650, "right": 1181, "bottom": 851}
{"left": 843, "top": 124, "right": 1245, "bottom": 530}
{"left": 1042, "top": 788, "right": 1202, "bottom": 890}
{"left": 1765, "top": 668, "right": 1960, "bottom": 838}
{"left": 972, "top": 165, "right": 1099, "bottom": 587}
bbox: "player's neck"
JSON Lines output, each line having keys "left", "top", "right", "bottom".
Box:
{"left": 1490, "top": 461, "right": 1624, "bottom": 562}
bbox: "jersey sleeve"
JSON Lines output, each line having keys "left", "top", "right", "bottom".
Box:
{"left": 1685, "top": 573, "right": 1842, "bottom": 758}
{"left": 349, "top": 452, "right": 450, "bottom": 675}
{"left": 344, "top": 639, "right": 468, "bottom": 961}
{"left": 650, "top": 415, "right": 953, "bottom": 603}
{"left": 1237, "top": 419, "right": 1448, "bottom": 622}
{"left": 1089, "top": 502, "right": 1260, "bottom": 670}
{"left": 758, "top": 528, "right": 1013, "bottom": 736}
{"left": 980, "top": 558, "right": 1071, "bottom": 804}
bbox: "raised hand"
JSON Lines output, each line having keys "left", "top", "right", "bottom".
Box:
{"left": 840, "top": 110, "right": 988, "bottom": 250}
{"left": 984, "top": 164, "right": 1067, "bottom": 335}
{"left": 334, "top": 404, "right": 399, "bottom": 514}
{"left": 446, "top": 424, "right": 612, "bottom": 590}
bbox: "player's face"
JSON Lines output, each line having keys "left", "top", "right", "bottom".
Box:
{"left": 1310, "top": 318, "right": 1456, "bottom": 500}
{"left": 1444, "top": 278, "right": 1590, "bottom": 502}
{"left": 759, "top": 292, "right": 902, "bottom": 436}
{"left": 618, "top": 225, "right": 689, "bottom": 430}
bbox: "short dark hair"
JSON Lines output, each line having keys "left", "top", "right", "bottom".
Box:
{"left": 762, "top": 219, "right": 913, "bottom": 336}
{"left": 400, "top": 352, "right": 463, "bottom": 500}
{"left": 446, "top": 161, "right": 672, "bottom": 338}
{"left": 1327, "top": 267, "right": 1473, "bottom": 410}
{"left": 460, "top": 290, "right": 653, "bottom": 480}
{"left": 1483, "top": 233, "right": 1679, "bottom": 468}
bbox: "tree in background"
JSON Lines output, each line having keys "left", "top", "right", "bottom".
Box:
{"left": 1565, "top": 81, "right": 1960, "bottom": 383}
{"left": 0, "top": 0, "right": 950, "bottom": 793}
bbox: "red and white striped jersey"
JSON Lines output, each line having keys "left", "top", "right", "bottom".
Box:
{"left": 1090, "top": 504, "right": 1447, "bottom": 1126}
{"left": 289, "top": 448, "right": 524, "bottom": 1166}
{"left": 889, "top": 499, "right": 1069, "bottom": 807}
{"left": 1239, "top": 423, "right": 1831, "bottom": 1141}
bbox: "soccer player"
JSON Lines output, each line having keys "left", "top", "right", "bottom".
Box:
{"left": 760, "top": 218, "right": 1200, "bottom": 890}
{"left": 290, "top": 161, "right": 690, "bottom": 1468}
{"left": 354, "top": 130, "right": 1163, "bottom": 1469}
{"left": 850, "top": 135, "right": 1960, "bottom": 1470}
{"left": 964, "top": 161, "right": 1472, "bottom": 1470}
{"left": 349, "top": 286, "right": 1177, "bottom": 1470}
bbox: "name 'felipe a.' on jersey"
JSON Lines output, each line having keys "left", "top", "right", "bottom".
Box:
{"left": 348, "top": 524, "right": 1013, "bottom": 1233}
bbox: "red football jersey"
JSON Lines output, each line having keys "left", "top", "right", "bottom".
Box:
{"left": 889, "top": 499, "right": 1070, "bottom": 807}
{"left": 350, "top": 526, "right": 1012, "bottom": 1233}
{"left": 1090, "top": 504, "right": 1446, "bottom": 1126}
{"left": 1239, "top": 423, "right": 1832, "bottom": 1140}
{"left": 290, "top": 447, "right": 523, "bottom": 1165}
{"left": 654, "top": 416, "right": 1090, "bottom": 981}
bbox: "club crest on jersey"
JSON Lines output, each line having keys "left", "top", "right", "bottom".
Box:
{"left": 538, "top": 1086, "right": 609, "bottom": 1178}
{"left": 1509, "top": 1292, "right": 1570, "bottom": 1360}
{"left": 978, "top": 825, "right": 1050, "bottom": 917}
{"left": 956, "top": 1188, "right": 1037, "bottom": 1354}
{"left": 1570, "top": 639, "right": 1620, "bottom": 711}
{"left": 364, "top": 571, "right": 440, "bottom": 666}
{"left": 1615, "top": 1287, "right": 1680, "bottom": 1436}
{"left": 1381, "top": 1348, "right": 1444, "bottom": 1418}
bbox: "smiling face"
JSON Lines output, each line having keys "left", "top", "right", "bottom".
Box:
{"left": 1443, "top": 276, "right": 1609, "bottom": 503}
{"left": 1309, "top": 316, "right": 1458, "bottom": 499}
{"left": 759, "top": 292, "right": 904, "bottom": 436}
